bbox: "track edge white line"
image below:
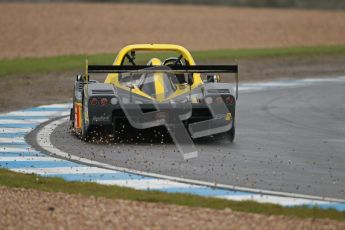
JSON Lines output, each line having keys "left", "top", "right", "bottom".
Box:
{"left": 36, "top": 116, "right": 345, "bottom": 204}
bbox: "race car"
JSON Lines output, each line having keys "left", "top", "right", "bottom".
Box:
{"left": 70, "top": 44, "right": 238, "bottom": 143}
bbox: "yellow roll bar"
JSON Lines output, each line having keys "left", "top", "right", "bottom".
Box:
{"left": 104, "top": 44, "right": 203, "bottom": 89}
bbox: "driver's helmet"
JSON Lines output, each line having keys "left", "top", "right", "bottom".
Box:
{"left": 163, "top": 57, "right": 186, "bottom": 84}
{"left": 163, "top": 57, "right": 183, "bottom": 66}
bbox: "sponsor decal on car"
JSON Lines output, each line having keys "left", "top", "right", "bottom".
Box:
{"left": 92, "top": 115, "right": 111, "bottom": 122}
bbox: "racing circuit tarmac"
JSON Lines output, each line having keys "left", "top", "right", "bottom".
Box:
{"left": 28, "top": 80, "right": 345, "bottom": 200}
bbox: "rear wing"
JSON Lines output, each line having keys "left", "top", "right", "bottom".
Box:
{"left": 87, "top": 64, "right": 239, "bottom": 99}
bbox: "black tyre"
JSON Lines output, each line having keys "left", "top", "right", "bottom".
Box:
{"left": 69, "top": 108, "right": 74, "bottom": 129}
{"left": 80, "top": 94, "right": 92, "bottom": 141}
{"left": 227, "top": 125, "right": 235, "bottom": 142}
{"left": 227, "top": 119, "right": 236, "bottom": 142}
{"left": 81, "top": 110, "right": 91, "bottom": 140}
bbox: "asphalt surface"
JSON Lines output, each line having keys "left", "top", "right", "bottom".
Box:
{"left": 32, "top": 82, "right": 345, "bottom": 199}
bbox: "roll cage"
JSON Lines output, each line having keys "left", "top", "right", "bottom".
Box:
{"left": 104, "top": 44, "right": 204, "bottom": 89}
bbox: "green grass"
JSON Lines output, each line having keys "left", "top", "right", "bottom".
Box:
{"left": 0, "top": 168, "right": 344, "bottom": 221}
{"left": 1, "top": 45, "right": 345, "bottom": 78}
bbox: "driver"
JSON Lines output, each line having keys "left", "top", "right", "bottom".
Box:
{"left": 163, "top": 57, "right": 187, "bottom": 84}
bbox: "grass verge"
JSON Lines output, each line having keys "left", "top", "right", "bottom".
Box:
{"left": 0, "top": 168, "right": 344, "bottom": 221}
{"left": 1, "top": 45, "right": 345, "bottom": 77}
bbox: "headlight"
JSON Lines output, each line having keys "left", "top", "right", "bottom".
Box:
{"left": 90, "top": 98, "right": 98, "bottom": 106}
{"left": 110, "top": 97, "right": 118, "bottom": 105}
{"left": 100, "top": 98, "right": 108, "bottom": 106}
{"left": 215, "top": 96, "right": 223, "bottom": 104}
{"left": 205, "top": 97, "right": 213, "bottom": 104}
{"left": 225, "top": 96, "right": 235, "bottom": 105}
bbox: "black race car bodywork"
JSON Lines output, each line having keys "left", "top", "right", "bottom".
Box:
{"left": 70, "top": 44, "right": 238, "bottom": 142}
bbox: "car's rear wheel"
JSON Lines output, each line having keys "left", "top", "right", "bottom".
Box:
{"left": 81, "top": 110, "right": 91, "bottom": 140}
{"left": 226, "top": 113, "right": 236, "bottom": 142}
{"left": 80, "top": 94, "right": 92, "bottom": 140}
{"left": 69, "top": 108, "right": 75, "bottom": 129}
{"left": 226, "top": 126, "right": 236, "bottom": 142}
